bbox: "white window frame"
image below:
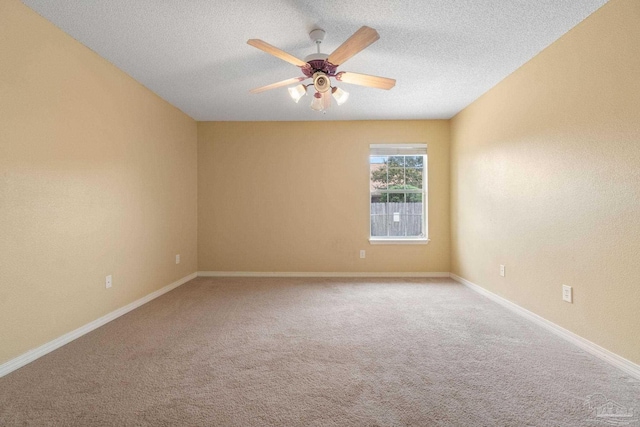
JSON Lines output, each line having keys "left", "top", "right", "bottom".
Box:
{"left": 369, "top": 144, "right": 429, "bottom": 245}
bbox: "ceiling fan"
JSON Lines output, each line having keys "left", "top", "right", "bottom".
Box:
{"left": 247, "top": 26, "right": 395, "bottom": 112}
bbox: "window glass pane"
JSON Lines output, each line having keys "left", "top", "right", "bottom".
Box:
{"left": 387, "top": 198, "right": 406, "bottom": 237}
{"left": 406, "top": 194, "right": 424, "bottom": 237}
{"left": 405, "top": 167, "right": 423, "bottom": 189}
{"left": 405, "top": 156, "right": 423, "bottom": 167}
{"left": 388, "top": 156, "right": 404, "bottom": 167}
{"left": 386, "top": 167, "right": 405, "bottom": 190}
{"left": 406, "top": 192, "right": 422, "bottom": 203}
{"left": 370, "top": 162, "right": 388, "bottom": 190}
{"left": 370, "top": 193, "right": 386, "bottom": 203}
{"left": 403, "top": 213, "right": 423, "bottom": 237}
{"left": 387, "top": 193, "right": 405, "bottom": 203}
{"left": 370, "top": 195, "right": 387, "bottom": 237}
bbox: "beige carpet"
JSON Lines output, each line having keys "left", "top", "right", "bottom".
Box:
{"left": 0, "top": 277, "right": 638, "bottom": 426}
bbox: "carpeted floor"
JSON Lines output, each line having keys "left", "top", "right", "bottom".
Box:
{"left": 0, "top": 277, "right": 638, "bottom": 426}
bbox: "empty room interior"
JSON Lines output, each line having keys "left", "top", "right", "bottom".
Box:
{"left": 1, "top": 0, "right": 639, "bottom": 425}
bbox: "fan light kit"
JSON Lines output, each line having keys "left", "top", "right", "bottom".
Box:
{"left": 248, "top": 26, "right": 395, "bottom": 113}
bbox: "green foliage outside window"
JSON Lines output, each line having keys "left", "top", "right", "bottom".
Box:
{"left": 371, "top": 155, "right": 424, "bottom": 202}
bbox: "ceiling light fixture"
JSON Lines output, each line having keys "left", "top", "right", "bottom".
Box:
{"left": 248, "top": 26, "right": 395, "bottom": 113}
{"left": 288, "top": 79, "right": 348, "bottom": 112}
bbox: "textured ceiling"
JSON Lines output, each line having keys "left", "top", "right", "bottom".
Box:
{"left": 22, "top": 0, "right": 608, "bottom": 121}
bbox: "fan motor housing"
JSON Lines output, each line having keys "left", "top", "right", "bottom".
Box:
{"left": 302, "top": 59, "right": 337, "bottom": 77}
{"left": 313, "top": 72, "right": 331, "bottom": 93}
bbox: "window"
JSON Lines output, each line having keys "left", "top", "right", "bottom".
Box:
{"left": 369, "top": 144, "right": 428, "bottom": 244}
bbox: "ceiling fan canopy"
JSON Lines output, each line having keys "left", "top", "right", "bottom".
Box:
{"left": 247, "top": 26, "right": 396, "bottom": 112}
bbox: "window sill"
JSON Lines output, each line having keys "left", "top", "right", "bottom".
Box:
{"left": 369, "top": 238, "right": 430, "bottom": 245}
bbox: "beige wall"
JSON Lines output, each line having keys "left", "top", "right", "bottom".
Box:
{"left": 451, "top": 0, "right": 640, "bottom": 364}
{"left": 198, "top": 121, "right": 450, "bottom": 273}
{"left": 4, "top": 0, "right": 637, "bottom": 371}
{"left": 0, "top": 1, "right": 198, "bottom": 364}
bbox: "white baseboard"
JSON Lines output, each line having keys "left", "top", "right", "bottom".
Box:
{"left": 197, "top": 271, "right": 451, "bottom": 278}
{"left": 450, "top": 273, "right": 640, "bottom": 380}
{"left": 0, "top": 272, "right": 197, "bottom": 378}
{"left": 5, "top": 270, "right": 637, "bottom": 381}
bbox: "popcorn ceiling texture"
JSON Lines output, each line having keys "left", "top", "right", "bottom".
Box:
{"left": 21, "top": 0, "right": 608, "bottom": 121}
{"left": 1, "top": 277, "right": 638, "bottom": 426}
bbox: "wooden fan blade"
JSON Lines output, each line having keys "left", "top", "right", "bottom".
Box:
{"left": 336, "top": 72, "right": 396, "bottom": 90}
{"left": 327, "top": 26, "right": 379, "bottom": 66}
{"left": 249, "top": 77, "right": 307, "bottom": 94}
{"left": 247, "top": 39, "right": 308, "bottom": 67}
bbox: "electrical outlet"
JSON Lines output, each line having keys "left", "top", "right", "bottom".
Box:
{"left": 499, "top": 265, "right": 505, "bottom": 277}
{"left": 359, "top": 250, "right": 366, "bottom": 259}
{"left": 106, "top": 275, "right": 112, "bottom": 289}
{"left": 562, "top": 285, "right": 572, "bottom": 303}
{"left": 175, "top": 254, "right": 181, "bottom": 264}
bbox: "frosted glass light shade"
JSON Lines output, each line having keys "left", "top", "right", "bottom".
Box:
{"left": 288, "top": 84, "right": 307, "bottom": 103}
{"left": 310, "top": 92, "right": 324, "bottom": 111}
{"left": 332, "top": 87, "right": 349, "bottom": 105}
{"left": 322, "top": 91, "right": 331, "bottom": 110}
